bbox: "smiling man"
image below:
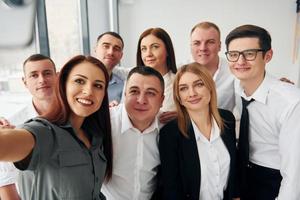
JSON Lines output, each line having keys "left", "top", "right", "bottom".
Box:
{"left": 94, "top": 32, "right": 124, "bottom": 103}
{"left": 0, "top": 54, "right": 57, "bottom": 200}
{"left": 190, "top": 22, "right": 235, "bottom": 112}
{"left": 101, "top": 66, "right": 164, "bottom": 200}
{"left": 225, "top": 24, "right": 300, "bottom": 200}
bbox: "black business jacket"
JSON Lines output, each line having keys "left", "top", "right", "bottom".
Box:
{"left": 158, "top": 109, "right": 238, "bottom": 200}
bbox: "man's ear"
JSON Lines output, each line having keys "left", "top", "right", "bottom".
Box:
{"left": 218, "top": 41, "right": 221, "bottom": 52}
{"left": 54, "top": 72, "right": 59, "bottom": 83}
{"left": 160, "top": 95, "right": 165, "bottom": 108}
{"left": 22, "top": 77, "right": 27, "bottom": 88}
{"left": 120, "top": 51, "right": 124, "bottom": 60}
{"left": 93, "top": 45, "right": 98, "bottom": 56}
{"left": 264, "top": 49, "right": 273, "bottom": 63}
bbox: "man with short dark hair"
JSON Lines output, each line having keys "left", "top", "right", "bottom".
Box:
{"left": 225, "top": 24, "right": 300, "bottom": 200}
{"left": 0, "top": 54, "right": 57, "bottom": 200}
{"left": 101, "top": 66, "right": 164, "bottom": 200}
{"left": 94, "top": 31, "right": 124, "bottom": 103}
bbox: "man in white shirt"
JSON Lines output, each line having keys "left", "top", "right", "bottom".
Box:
{"left": 0, "top": 54, "right": 57, "bottom": 200}
{"left": 101, "top": 66, "right": 164, "bottom": 200}
{"left": 225, "top": 24, "right": 300, "bottom": 200}
{"left": 190, "top": 21, "right": 235, "bottom": 112}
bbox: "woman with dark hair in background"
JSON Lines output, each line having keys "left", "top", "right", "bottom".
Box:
{"left": 113, "top": 27, "right": 177, "bottom": 123}
{"left": 0, "top": 55, "right": 113, "bottom": 200}
{"left": 136, "top": 27, "right": 177, "bottom": 113}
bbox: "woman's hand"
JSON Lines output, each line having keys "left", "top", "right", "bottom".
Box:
{"left": 159, "top": 111, "right": 177, "bottom": 124}
{"left": 0, "top": 117, "right": 15, "bottom": 129}
{"left": 109, "top": 100, "right": 119, "bottom": 108}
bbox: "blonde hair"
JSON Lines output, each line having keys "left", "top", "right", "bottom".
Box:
{"left": 190, "top": 21, "right": 221, "bottom": 40}
{"left": 173, "top": 62, "right": 224, "bottom": 137}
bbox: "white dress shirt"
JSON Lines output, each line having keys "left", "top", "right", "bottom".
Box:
{"left": 0, "top": 101, "right": 37, "bottom": 187}
{"left": 101, "top": 104, "right": 162, "bottom": 200}
{"left": 0, "top": 162, "right": 18, "bottom": 187}
{"left": 213, "top": 57, "right": 235, "bottom": 112}
{"left": 235, "top": 73, "right": 300, "bottom": 200}
{"left": 160, "top": 71, "right": 176, "bottom": 112}
{"left": 8, "top": 100, "right": 37, "bottom": 126}
{"left": 192, "top": 117, "right": 230, "bottom": 200}
{"left": 113, "top": 67, "right": 176, "bottom": 112}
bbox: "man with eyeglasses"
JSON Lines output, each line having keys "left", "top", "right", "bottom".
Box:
{"left": 190, "top": 22, "right": 294, "bottom": 113}
{"left": 225, "top": 24, "right": 300, "bottom": 200}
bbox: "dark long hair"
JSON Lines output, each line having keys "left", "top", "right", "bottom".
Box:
{"left": 43, "top": 55, "right": 113, "bottom": 181}
{"left": 136, "top": 27, "right": 177, "bottom": 73}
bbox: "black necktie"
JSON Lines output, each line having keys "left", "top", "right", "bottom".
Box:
{"left": 238, "top": 97, "right": 254, "bottom": 167}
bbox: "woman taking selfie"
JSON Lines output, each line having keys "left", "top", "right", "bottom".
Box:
{"left": 0, "top": 55, "right": 113, "bottom": 200}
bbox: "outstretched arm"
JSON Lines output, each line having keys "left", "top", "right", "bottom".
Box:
{"left": 0, "top": 129, "right": 34, "bottom": 162}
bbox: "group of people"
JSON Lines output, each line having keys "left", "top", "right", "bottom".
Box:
{"left": 0, "top": 21, "right": 299, "bottom": 200}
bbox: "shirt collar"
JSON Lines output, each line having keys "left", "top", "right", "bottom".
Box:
{"left": 109, "top": 73, "right": 123, "bottom": 85}
{"left": 235, "top": 72, "right": 274, "bottom": 105}
{"left": 60, "top": 120, "right": 102, "bottom": 147}
{"left": 212, "top": 58, "right": 222, "bottom": 81}
{"left": 192, "top": 116, "right": 220, "bottom": 143}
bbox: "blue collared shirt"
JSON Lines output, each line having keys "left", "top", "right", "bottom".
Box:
{"left": 108, "top": 73, "right": 124, "bottom": 102}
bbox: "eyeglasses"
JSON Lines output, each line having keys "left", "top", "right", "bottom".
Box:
{"left": 225, "top": 49, "right": 265, "bottom": 62}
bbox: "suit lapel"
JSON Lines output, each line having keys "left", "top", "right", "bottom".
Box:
{"left": 180, "top": 122, "right": 201, "bottom": 196}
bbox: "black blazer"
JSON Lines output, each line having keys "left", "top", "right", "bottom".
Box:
{"left": 158, "top": 109, "right": 238, "bottom": 200}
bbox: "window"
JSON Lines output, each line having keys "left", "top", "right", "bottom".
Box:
{"left": 0, "top": 0, "right": 83, "bottom": 119}
{"left": 45, "top": 0, "right": 82, "bottom": 68}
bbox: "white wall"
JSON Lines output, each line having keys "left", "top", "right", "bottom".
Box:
{"left": 119, "top": 0, "right": 299, "bottom": 85}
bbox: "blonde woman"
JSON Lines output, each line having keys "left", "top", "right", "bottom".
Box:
{"left": 159, "top": 62, "right": 238, "bottom": 200}
{"left": 0, "top": 55, "right": 112, "bottom": 200}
